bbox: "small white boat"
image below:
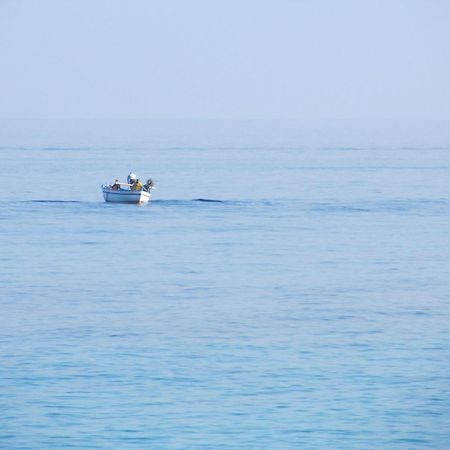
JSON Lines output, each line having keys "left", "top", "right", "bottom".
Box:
{"left": 101, "top": 180, "right": 154, "bottom": 204}
{"left": 102, "top": 185, "right": 151, "bottom": 204}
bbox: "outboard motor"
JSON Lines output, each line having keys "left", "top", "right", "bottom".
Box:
{"left": 143, "top": 178, "right": 155, "bottom": 192}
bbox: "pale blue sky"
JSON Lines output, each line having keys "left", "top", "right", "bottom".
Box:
{"left": 0, "top": 0, "right": 449, "bottom": 120}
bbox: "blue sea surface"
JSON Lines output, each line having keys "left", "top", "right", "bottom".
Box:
{"left": 1, "top": 124, "right": 450, "bottom": 449}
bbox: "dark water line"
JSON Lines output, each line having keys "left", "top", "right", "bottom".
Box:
{"left": 24, "top": 200, "right": 84, "bottom": 204}
{"left": 20, "top": 199, "right": 224, "bottom": 204}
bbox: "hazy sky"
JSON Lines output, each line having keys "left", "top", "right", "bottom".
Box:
{"left": 0, "top": 0, "right": 449, "bottom": 120}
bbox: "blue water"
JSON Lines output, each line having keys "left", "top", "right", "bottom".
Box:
{"left": 1, "top": 131, "right": 450, "bottom": 448}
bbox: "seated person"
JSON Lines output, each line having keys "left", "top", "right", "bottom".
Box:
{"left": 131, "top": 178, "right": 143, "bottom": 190}
{"left": 111, "top": 179, "right": 120, "bottom": 190}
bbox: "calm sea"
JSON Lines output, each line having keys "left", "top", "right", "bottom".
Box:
{"left": 1, "top": 121, "right": 450, "bottom": 449}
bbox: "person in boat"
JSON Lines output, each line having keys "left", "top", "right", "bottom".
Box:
{"left": 111, "top": 179, "right": 120, "bottom": 190}
{"left": 127, "top": 172, "right": 137, "bottom": 186}
{"left": 131, "top": 178, "right": 143, "bottom": 191}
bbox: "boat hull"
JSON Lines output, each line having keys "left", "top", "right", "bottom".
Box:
{"left": 102, "top": 187, "right": 151, "bottom": 204}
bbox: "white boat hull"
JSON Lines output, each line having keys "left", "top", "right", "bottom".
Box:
{"left": 102, "top": 186, "right": 151, "bottom": 204}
